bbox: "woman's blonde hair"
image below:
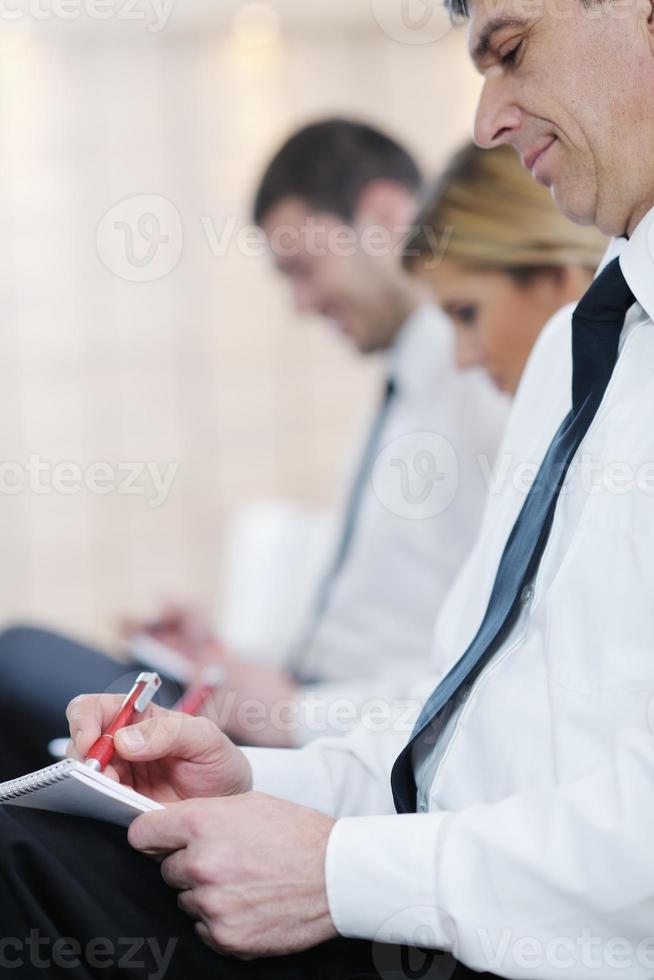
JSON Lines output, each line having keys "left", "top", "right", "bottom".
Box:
{"left": 404, "top": 142, "right": 607, "bottom": 280}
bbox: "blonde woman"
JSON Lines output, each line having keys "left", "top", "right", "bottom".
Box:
{"left": 404, "top": 142, "right": 607, "bottom": 395}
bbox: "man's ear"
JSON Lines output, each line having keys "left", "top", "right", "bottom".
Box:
{"left": 643, "top": 0, "right": 654, "bottom": 35}
{"left": 353, "top": 180, "right": 417, "bottom": 239}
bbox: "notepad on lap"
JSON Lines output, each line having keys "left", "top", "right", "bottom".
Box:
{"left": 0, "top": 759, "right": 163, "bottom": 827}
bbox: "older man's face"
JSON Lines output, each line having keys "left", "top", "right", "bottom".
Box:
{"left": 469, "top": 0, "right": 654, "bottom": 237}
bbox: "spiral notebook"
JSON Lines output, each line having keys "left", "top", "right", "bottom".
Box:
{"left": 0, "top": 759, "right": 163, "bottom": 827}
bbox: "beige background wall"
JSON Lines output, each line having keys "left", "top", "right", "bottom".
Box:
{"left": 0, "top": 3, "right": 482, "bottom": 647}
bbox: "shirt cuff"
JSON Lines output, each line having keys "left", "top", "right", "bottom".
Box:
{"left": 243, "top": 746, "right": 336, "bottom": 816}
{"left": 325, "top": 813, "right": 453, "bottom": 947}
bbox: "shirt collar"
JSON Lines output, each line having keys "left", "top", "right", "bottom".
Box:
{"left": 604, "top": 204, "right": 654, "bottom": 325}
{"left": 386, "top": 303, "right": 452, "bottom": 398}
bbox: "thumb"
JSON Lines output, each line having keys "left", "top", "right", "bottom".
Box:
{"left": 115, "top": 714, "right": 223, "bottom": 764}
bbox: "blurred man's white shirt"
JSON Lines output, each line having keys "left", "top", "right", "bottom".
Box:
{"left": 246, "top": 216, "right": 654, "bottom": 979}
{"left": 292, "top": 302, "right": 509, "bottom": 743}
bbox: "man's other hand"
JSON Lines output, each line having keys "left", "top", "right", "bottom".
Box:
{"left": 129, "top": 792, "right": 338, "bottom": 958}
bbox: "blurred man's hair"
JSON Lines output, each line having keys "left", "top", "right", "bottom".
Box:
{"left": 444, "top": 0, "right": 469, "bottom": 18}
{"left": 253, "top": 118, "right": 422, "bottom": 226}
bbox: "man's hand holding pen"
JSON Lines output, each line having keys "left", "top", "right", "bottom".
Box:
{"left": 66, "top": 695, "right": 337, "bottom": 959}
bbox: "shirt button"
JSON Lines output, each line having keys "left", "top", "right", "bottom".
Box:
{"left": 521, "top": 584, "right": 535, "bottom": 604}
{"left": 417, "top": 800, "right": 427, "bottom": 813}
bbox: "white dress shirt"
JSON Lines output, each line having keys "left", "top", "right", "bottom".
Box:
{"left": 246, "top": 209, "right": 654, "bottom": 979}
{"left": 292, "top": 303, "right": 508, "bottom": 743}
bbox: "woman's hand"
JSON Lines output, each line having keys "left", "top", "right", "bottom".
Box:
{"left": 66, "top": 695, "right": 252, "bottom": 804}
{"left": 123, "top": 604, "right": 221, "bottom": 664}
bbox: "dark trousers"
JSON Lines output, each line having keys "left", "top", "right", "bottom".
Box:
{"left": 0, "top": 626, "right": 181, "bottom": 781}
{"left": 0, "top": 807, "right": 496, "bottom": 979}
{"left": 0, "top": 629, "right": 499, "bottom": 978}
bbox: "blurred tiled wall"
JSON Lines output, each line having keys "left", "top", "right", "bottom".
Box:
{"left": 0, "top": 13, "right": 481, "bottom": 646}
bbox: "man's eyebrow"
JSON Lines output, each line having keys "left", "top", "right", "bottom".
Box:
{"left": 470, "top": 16, "right": 528, "bottom": 67}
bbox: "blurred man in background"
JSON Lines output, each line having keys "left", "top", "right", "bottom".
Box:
{"left": 192, "top": 118, "right": 508, "bottom": 746}
{"left": 0, "top": 119, "right": 507, "bottom": 775}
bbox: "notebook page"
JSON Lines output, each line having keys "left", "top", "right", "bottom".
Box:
{"left": 0, "top": 759, "right": 163, "bottom": 827}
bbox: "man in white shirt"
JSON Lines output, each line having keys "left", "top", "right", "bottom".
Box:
{"left": 4, "top": 5, "right": 654, "bottom": 978}
{"left": 142, "top": 118, "right": 507, "bottom": 747}
{"left": 0, "top": 120, "right": 506, "bottom": 767}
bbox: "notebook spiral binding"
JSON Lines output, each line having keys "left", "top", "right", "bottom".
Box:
{"left": 0, "top": 759, "right": 75, "bottom": 800}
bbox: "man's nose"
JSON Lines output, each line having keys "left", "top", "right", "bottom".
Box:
{"left": 455, "top": 332, "right": 484, "bottom": 371}
{"left": 474, "top": 76, "right": 523, "bottom": 149}
{"left": 292, "top": 281, "right": 317, "bottom": 314}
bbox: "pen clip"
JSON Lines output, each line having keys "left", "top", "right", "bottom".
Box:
{"left": 134, "top": 671, "right": 162, "bottom": 712}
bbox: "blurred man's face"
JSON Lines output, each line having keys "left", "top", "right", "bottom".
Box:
{"left": 471, "top": 0, "right": 654, "bottom": 237}
{"left": 261, "top": 196, "right": 408, "bottom": 354}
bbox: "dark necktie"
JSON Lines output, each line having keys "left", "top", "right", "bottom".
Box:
{"left": 327, "top": 376, "right": 397, "bottom": 581}
{"left": 391, "top": 257, "right": 635, "bottom": 814}
{"left": 290, "top": 376, "right": 397, "bottom": 678}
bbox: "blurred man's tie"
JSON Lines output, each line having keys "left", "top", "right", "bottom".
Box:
{"left": 291, "top": 376, "right": 397, "bottom": 676}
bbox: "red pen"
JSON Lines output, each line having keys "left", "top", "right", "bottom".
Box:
{"left": 174, "top": 665, "right": 224, "bottom": 715}
{"left": 84, "top": 672, "right": 162, "bottom": 772}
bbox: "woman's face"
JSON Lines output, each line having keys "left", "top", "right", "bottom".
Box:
{"left": 423, "top": 260, "right": 589, "bottom": 396}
